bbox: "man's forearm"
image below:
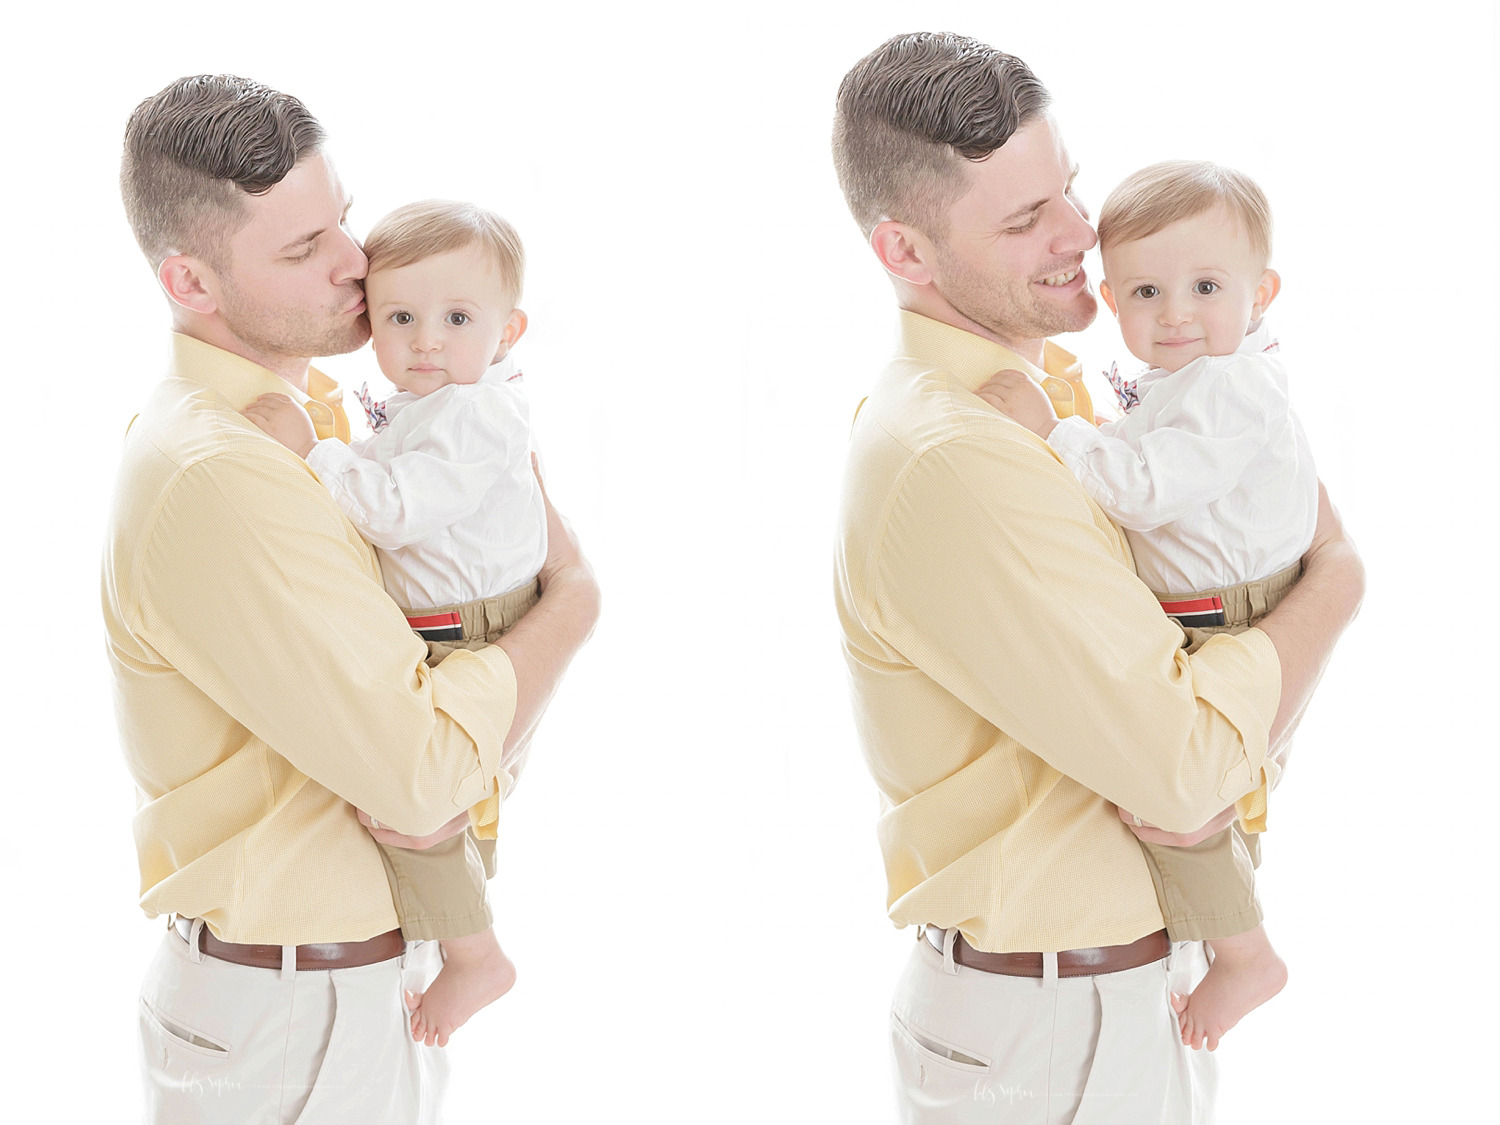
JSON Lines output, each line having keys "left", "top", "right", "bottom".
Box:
{"left": 493, "top": 562, "right": 600, "bottom": 764}
{"left": 1255, "top": 482, "right": 1365, "bottom": 764}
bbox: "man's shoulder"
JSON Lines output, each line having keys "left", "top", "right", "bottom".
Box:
{"left": 846, "top": 357, "right": 1064, "bottom": 496}
{"left": 123, "top": 375, "right": 271, "bottom": 472}
{"left": 112, "top": 377, "right": 334, "bottom": 543}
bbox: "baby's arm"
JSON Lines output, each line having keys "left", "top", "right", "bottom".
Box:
{"left": 306, "top": 392, "right": 527, "bottom": 550}
{"left": 1039, "top": 357, "right": 1283, "bottom": 531}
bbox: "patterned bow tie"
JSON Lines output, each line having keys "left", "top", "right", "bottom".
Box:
{"left": 1104, "top": 362, "right": 1140, "bottom": 414}
{"left": 355, "top": 383, "right": 389, "bottom": 432}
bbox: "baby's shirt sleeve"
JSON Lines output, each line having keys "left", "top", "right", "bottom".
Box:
{"left": 306, "top": 387, "right": 528, "bottom": 550}
{"left": 1045, "top": 354, "right": 1289, "bottom": 532}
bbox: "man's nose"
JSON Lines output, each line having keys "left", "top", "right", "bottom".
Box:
{"left": 332, "top": 227, "right": 368, "bottom": 284}
{"left": 1050, "top": 197, "right": 1098, "bottom": 255}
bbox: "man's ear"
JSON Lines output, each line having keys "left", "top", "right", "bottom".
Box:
{"left": 870, "top": 220, "right": 935, "bottom": 286}
{"left": 158, "top": 254, "right": 219, "bottom": 315}
{"left": 1252, "top": 269, "right": 1281, "bottom": 319}
{"left": 1100, "top": 280, "right": 1118, "bottom": 318}
{"left": 492, "top": 308, "right": 528, "bottom": 362}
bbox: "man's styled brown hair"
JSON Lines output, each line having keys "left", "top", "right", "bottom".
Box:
{"left": 1098, "top": 161, "right": 1274, "bottom": 270}
{"left": 121, "top": 74, "right": 326, "bottom": 268}
{"left": 832, "top": 32, "right": 1052, "bottom": 237}
{"left": 363, "top": 200, "right": 526, "bottom": 308}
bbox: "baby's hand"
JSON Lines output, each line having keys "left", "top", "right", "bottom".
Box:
{"left": 975, "top": 370, "right": 1058, "bottom": 438}
{"left": 243, "top": 393, "right": 318, "bottom": 458}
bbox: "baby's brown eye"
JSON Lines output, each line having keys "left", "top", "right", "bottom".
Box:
{"left": 447, "top": 312, "right": 469, "bottom": 327}
{"left": 1195, "top": 281, "right": 1219, "bottom": 296}
{"left": 392, "top": 312, "right": 413, "bottom": 326}
{"left": 1136, "top": 285, "right": 1158, "bottom": 299}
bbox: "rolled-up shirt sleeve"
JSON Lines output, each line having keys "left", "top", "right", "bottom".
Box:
{"left": 870, "top": 429, "right": 1281, "bottom": 834}
{"left": 132, "top": 447, "right": 516, "bottom": 837}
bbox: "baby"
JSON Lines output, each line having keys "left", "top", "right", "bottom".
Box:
{"left": 245, "top": 200, "right": 546, "bottom": 1048}
{"left": 979, "top": 161, "right": 1318, "bottom": 1052}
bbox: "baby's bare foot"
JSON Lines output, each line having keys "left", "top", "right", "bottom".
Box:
{"left": 407, "top": 931, "right": 517, "bottom": 1047}
{"left": 1176, "top": 929, "right": 1287, "bottom": 1051}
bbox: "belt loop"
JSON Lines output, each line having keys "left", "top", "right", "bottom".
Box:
{"left": 187, "top": 917, "right": 206, "bottom": 965}
{"left": 281, "top": 944, "right": 296, "bottom": 981}
{"left": 941, "top": 928, "right": 960, "bottom": 976}
{"left": 1042, "top": 951, "right": 1059, "bottom": 989}
{"left": 1249, "top": 581, "right": 1268, "bottom": 619}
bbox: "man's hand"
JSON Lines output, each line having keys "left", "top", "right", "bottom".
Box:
{"left": 357, "top": 807, "right": 471, "bottom": 850}
{"left": 975, "top": 369, "right": 1059, "bottom": 438}
{"left": 1117, "top": 802, "right": 1238, "bottom": 846}
{"left": 243, "top": 393, "right": 318, "bottom": 458}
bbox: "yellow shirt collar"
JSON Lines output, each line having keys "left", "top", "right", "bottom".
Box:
{"left": 167, "top": 332, "right": 350, "bottom": 441}
{"left": 896, "top": 311, "right": 1094, "bottom": 423}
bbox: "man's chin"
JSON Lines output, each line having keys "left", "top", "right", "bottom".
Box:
{"left": 317, "top": 315, "right": 372, "bottom": 359}
{"left": 1038, "top": 289, "right": 1098, "bottom": 335}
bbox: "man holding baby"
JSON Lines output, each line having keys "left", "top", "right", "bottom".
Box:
{"left": 831, "top": 32, "right": 1363, "bottom": 1123}
{"left": 105, "top": 76, "right": 599, "bottom": 1121}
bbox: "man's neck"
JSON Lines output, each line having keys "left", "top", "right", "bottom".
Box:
{"left": 173, "top": 317, "right": 312, "bottom": 394}
{"left": 897, "top": 290, "right": 1045, "bottom": 368}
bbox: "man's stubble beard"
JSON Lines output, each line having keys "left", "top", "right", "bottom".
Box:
{"left": 933, "top": 244, "right": 1097, "bottom": 347}
{"left": 217, "top": 273, "right": 371, "bottom": 364}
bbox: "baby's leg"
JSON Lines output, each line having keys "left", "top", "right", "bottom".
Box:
{"left": 1142, "top": 827, "right": 1285, "bottom": 1050}
{"left": 1174, "top": 924, "right": 1287, "bottom": 1051}
{"left": 376, "top": 831, "right": 515, "bottom": 1046}
{"left": 408, "top": 927, "right": 518, "bottom": 1048}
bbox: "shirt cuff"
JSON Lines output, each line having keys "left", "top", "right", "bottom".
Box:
{"left": 426, "top": 643, "right": 518, "bottom": 817}
{"left": 1045, "top": 414, "right": 1099, "bottom": 467}
{"left": 306, "top": 437, "right": 359, "bottom": 478}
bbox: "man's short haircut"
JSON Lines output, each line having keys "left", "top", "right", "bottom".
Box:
{"left": 832, "top": 32, "right": 1052, "bottom": 237}
{"left": 1098, "top": 161, "right": 1273, "bottom": 269}
{"left": 363, "top": 201, "right": 526, "bottom": 308}
{"left": 121, "top": 74, "right": 326, "bottom": 268}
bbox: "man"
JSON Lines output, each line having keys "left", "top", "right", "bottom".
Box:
{"left": 105, "top": 75, "right": 599, "bottom": 1122}
{"left": 830, "top": 33, "right": 1362, "bottom": 1123}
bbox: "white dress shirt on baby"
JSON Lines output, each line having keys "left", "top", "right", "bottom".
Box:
{"left": 306, "top": 356, "right": 547, "bottom": 611}
{"left": 1046, "top": 321, "right": 1317, "bottom": 596}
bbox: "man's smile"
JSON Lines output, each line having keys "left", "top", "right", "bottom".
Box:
{"left": 1038, "top": 266, "right": 1082, "bottom": 287}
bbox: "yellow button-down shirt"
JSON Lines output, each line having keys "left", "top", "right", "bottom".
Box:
{"left": 835, "top": 312, "right": 1282, "bottom": 953}
{"left": 102, "top": 333, "right": 517, "bottom": 945}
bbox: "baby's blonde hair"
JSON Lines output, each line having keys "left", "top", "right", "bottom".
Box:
{"left": 1098, "top": 161, "right": 1272, "bottom": 269}
{"left": 363, "top": 199, "right": 525, "bottom": 307}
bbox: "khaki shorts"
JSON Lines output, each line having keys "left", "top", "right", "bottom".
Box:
{"left": 1143, "top": 562, "right": 1300, "bottom": 942}
{"left": 376, "top": 580, "right": 540, "bottom": 942}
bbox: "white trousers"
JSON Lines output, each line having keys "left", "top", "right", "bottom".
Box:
{"left": 891, "top": 931, "right": 1216, "bottom": 1124}
{"left": 138, "top": 923, "right": 449, "bottom": 1124}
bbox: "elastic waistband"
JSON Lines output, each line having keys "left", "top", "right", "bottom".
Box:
{"left": 402, "top": 579, "right": 541, "bottom": 642}
{"left": 1155, "top": 561, "right": 1303, "bottom": 629}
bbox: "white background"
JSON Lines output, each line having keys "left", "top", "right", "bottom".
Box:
{"left": 1, "top": 1, "right": 1495, "bottom": 1120}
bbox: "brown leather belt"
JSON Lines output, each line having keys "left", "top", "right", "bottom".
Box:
{"left": 173, "top": 915, "right": 404, "bottom": 971}
{"left": 923, "top": 926, "right": 1169, "bottom": 978}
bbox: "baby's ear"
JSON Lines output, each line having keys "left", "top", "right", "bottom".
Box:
{"left": 1252, "top": 269, "right": 1281, "bottom": 319}
{"left": 492, "top": 309, "right": 529, "bottom": 363}
{"left": 1099, "top": 280, "right": 1118, "bottom": 318}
